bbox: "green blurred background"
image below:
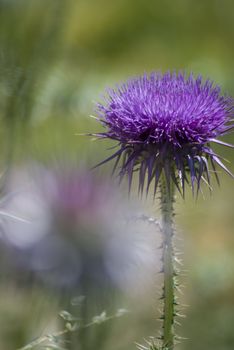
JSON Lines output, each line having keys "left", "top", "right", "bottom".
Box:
{"left": 0, "top": 0, "right": 234, "bottom": 349}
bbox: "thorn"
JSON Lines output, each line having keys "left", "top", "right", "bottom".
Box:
{"left": 175, "top": 285, "right": 183, "bottom": 295}
{"left": 135, "top": 343, "right": 149, "bottom": 350}
{"left": 156, "top": 335, "right": 163, "bottom": 340}
{"left": 180, "top": 303, "right": 189, "bottom": 308}
{"left": 175, "top": 335, "right": 189, "bottom": 341}
{"left": 157, "top": 308, "right": 163, "bottom": 315}
{"left": 89, "top": 114, "right": 100, "bottom": 120}
{"left": 158, "top": 294, "right": 165, "bottom": 300}
{"left": 174, "top": 257, "right": 183, "bottom": 265}
{"left": 174, "top": 251, "right": 184, "bottom": 256}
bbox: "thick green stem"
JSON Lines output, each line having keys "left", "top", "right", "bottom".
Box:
{"left": 160, "top": 174, "right": 175, "bottom": 350}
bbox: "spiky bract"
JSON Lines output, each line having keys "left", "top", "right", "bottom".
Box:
{"left": 93, "top": 72, "right": 234, "bottom": 196}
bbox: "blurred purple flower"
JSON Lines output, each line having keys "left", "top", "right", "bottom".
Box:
{"left": 1, "top": 164, "right": 157, "bottom": 293}
{"left": 92, "top": 72, "right": 234, "bottom": 196}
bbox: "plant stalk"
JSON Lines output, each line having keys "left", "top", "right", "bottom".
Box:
{"left": 160, "top": 173, "right": 175, "bottom": 350}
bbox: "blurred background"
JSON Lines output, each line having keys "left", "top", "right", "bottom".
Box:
{"left": 0, "top": 0, "right": 234, "bottom": 349}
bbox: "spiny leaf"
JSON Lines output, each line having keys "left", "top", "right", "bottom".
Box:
{"left": 92, "top": 311, "right": 107, "bottom": 324}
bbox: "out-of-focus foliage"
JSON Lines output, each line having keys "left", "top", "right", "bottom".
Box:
{"left": 0, "top": 1, "right": 233, "bottom": 349}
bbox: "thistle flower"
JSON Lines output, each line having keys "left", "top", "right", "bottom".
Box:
{"left": 93, "top": 72, "right": 234, "bottom": 196}
{"left": 91, "top": 72, "right": 234, "bottom": 350}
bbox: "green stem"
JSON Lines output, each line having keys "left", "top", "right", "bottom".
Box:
{"left": 160, "top": 173, "right": 175, "bottom": 350}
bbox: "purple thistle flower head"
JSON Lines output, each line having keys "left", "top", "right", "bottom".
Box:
{"left": 93, "top": 72, "right": 234, "bottom": 196}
